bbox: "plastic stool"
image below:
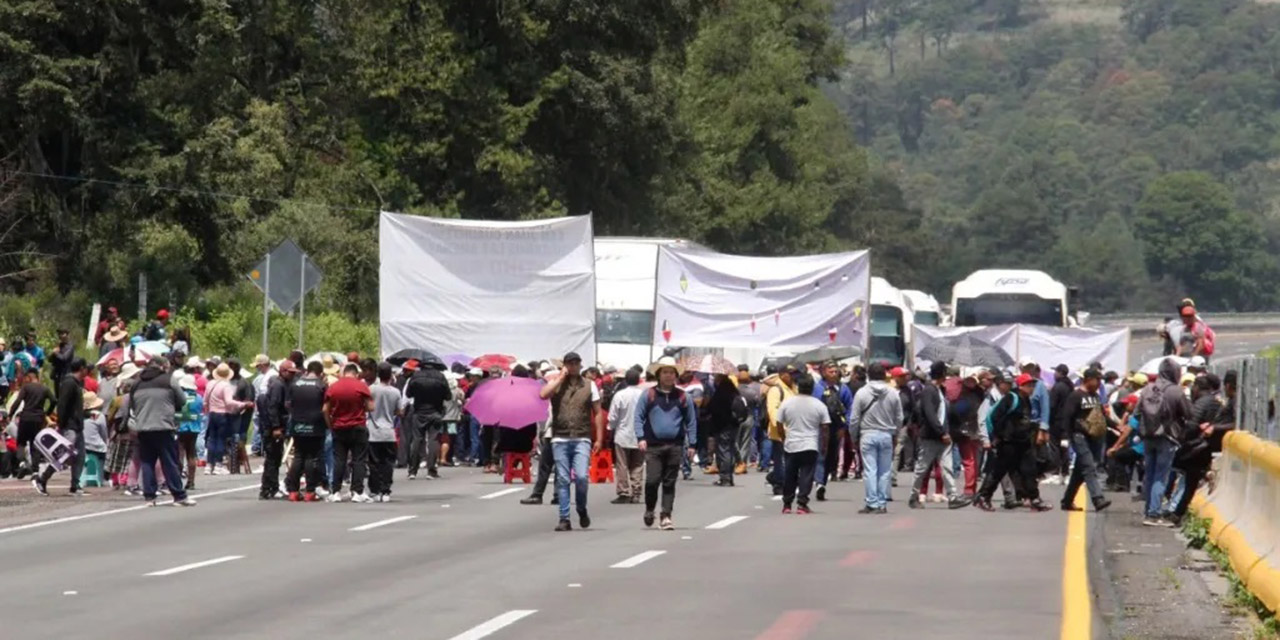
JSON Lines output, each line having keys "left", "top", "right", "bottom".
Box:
{"left": 503, "top": 453, "right": 532, "bottom": 484}
{"left": 589, "top": 448, "right": 614, "bottom": 484}
{"left": 80, "top": 454, "right": 104, "bottom": 488}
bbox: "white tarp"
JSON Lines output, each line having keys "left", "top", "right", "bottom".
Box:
{"left": 912, "top": 324, "right": 1130, "bottom": 374}
{"left": 652, "top": 246, "right": 871, "bottom": 350}
{"left": 378, "top": 212, "right": 597, "bottom": 364}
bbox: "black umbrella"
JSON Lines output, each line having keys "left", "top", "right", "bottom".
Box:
{"left": 758, "top": 354, "right": 802, "bottom": 374}
{"left": 387, "top": 348, "right": 446, "bottom": 370}
{"left": 795, "top": 344, "right": 862, "bottom": 364}
{"left": 916, "top": 335, "right": 1014, "bottom": 368}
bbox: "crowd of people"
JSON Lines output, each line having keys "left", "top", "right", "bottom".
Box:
{"left": 0, "top": 300, "right": 1238, "bottom": 532}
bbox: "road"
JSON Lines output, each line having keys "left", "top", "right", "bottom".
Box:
{"left": 1127, "top": 330, "right": 1280, "bottom": 370}
{"left": 0, "top": 468, "right": 1080, "bottom": 640}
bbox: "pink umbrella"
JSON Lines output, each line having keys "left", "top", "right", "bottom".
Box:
{"left": 97, "top": 344, "right": 164, "bottom": 367}
{"left": 464, "top": 376, "right": 550, "bottom": 428}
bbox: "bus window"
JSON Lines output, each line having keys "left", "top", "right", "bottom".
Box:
{"left": 954, "top": 295, "right": 1062, "bottom": 327}
{"left": 869, "top": 305, "right": 906, "bottom": 365}
{"left": 595, "top": 310, "right": 653, "bottom": 345}
{"left": 913, "top": 311, "right": 940, "bottom": 326}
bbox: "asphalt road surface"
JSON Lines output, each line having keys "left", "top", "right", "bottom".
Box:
{"left": 1128, "top": 330, "right": 1280, "bottom": 370}
{"left": 0, "top": 467, "right": 1077, "bottom": 640}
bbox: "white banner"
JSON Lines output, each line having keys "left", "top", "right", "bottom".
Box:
{"left": 912, "top": 324, "right": 1129, "bottom": 374}
{"left": 652, "top": 246, "right": 870, "bottom": 350}
{"left": 378, "top": 212, "right": 597, "bottom": 364}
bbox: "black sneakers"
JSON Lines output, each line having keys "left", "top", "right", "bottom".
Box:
{"left": 555, "top": 519, "right": 572, "bottom": 532}
{"left": 816, "top": 486, "right": 827, "bottom": 502}
{"left": 520, "top": 495, "right": 543, "bottom": 505}
{"left": 578, "top": 510, "right": 591, "bottom": 529}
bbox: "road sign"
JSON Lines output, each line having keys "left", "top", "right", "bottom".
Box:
{"left": 247, "top": 239, "right": 323, "bottom": 313}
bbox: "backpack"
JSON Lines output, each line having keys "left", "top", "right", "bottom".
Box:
{"left": 1202, "top": 325, "right": 1216, "bottom": 356}
{"left": 1139, "top": 381, "right": 1178, "bottom": 440}
{"left": 1083, "top": 404, "right": 1108, "bottom": 439}
{"left": 731, "top": 395, "right": 749, "bottom": 424}
{"left": 822, "top": 384, "right": 847, "bottom": 430}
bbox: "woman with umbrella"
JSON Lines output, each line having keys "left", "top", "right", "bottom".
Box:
{"left": 707, "top": 374, "right": 747, "bottom": 487}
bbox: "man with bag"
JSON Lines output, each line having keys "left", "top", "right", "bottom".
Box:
{"left": 813, "top": 361, "right": 853, "bottom": 501}
{"left": 975, "top": 373, "right": 1052, "bottom": 512}
{"left": 1058, "top": 369, "right": 1112, "bottom": 512}
{"left": 1139, "top": 358, "right": 1191, "bottom": 527}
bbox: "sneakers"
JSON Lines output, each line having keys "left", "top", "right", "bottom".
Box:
{"left": 644, "top": 511, "right": 656, "bottom": 527}
{"left": 555, "top": 519, "right": 572, "bottom": 532}
{"left": 32, "top": 477, "right": 48, "bottom": 496}
{"left": 1142, "top": 517, "right": 1175, "bottom": 527}
{"left": 351, "top": 493, "right": 375, "bottom": 504}
{"left": 314, "top": 487, "right": 330, "bottom": 498}
{"left": 1002, "top": 499, "right": 1020, "bottom": 510}
{"left": 816, "top": 487, "right": 826, "bottom": 502}
{"left": 288, "top": 492, "right": 302, "bottom": 502}
{"left": 781, "top": 507, "right": 793, "bottom": 515}
{"left": 204, "top": 467, "right": 214, "bottom": 476}
{"left": 173, "top": 497, "right": 197, "bottom": 507}
{"left": 550, "top": 495, "right": 560, "bottom": 505}
{"left": 931, "top": 494, "right": 946, "bottom": 503}
{"left": 947, "top": 496, "right": 973, "bottom": 510}
{"left": 660, "top": 515, "right": 674, "bottom": 531}
{"left": 69, "top": 488, "right": 85, "bottom": 498}
{"left": 578, "top": 510, "right": 591, "bottom": 529}
{"left": 874, "top": 507, "right": 888, "bottom": 514}
{"left": 380, "top": 494, "right": 392, "bottom": 503}
{"left": 407, "top": 473, "right": 416, "bottom": 481}
{"left": 974, "top": 497, "right": 995, "bottom": 512}
{"left": 611, "top": 495, "right": 633, "bottom": 504}
{"left": 326, "top": 492, "right": 345, "bottom": 503}
{"left": 1061, "top": 502, "right": 1083, "bottom": 512}
{"left": 1028, "top": 500, "right": 1053, "bottom": 512}
{"left": 796, "top": 505, "right": 812, "bottom": 515}
{"left": 304, "top": 492, "right": 319, "bottom": 502}
{"left": 857, "top": 506, "right": 877, "bottom": 514}
{"left": 521, "top": 495, "right": 543, "bottom": 505}
{"left": 908, "top": 497, "right": 923, "bottom": 510}
{"left": 1093, "top": 498, "right": 1113, "bottom": 512}
{"left": 145, "top": 499, "right": 159, "bottom": 507}
{"left": 713, "top": 480, "right": 734, "bottom": 487}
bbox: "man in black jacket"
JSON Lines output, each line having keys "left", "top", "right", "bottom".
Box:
{"left": 258, "top": 360, "right": 297, "bottom": 499}
{"left": 1059, "top": 369, "right": 1112, "bottom": 513}
{"left": 975, "top": 373, "right": 1051, "bottom": 512}
{"left": 908, "top": 361, "right": 972, "bottom": 510}
{"left": 35, "top": 359, "right": 88, "bottom": 496}
{"left": 1048, "top": 364, "right": 1075, "bottom": 484}
{"left": 49, "top": 328, "right": 75, "bottom": 387}
{"left": 404, "top": 362, "right": 450, "bottom": 480}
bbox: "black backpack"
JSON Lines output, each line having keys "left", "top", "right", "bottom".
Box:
{"left": 822, "top": 384, "right": 847, "bottom": 430}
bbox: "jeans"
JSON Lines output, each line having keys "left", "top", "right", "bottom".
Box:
{"left": 553, "top": 440, "right": 591, "bottom": 520}
{"left": 715, "top": 427, "right": 738, "bottom": 483}
{"left": 1063, "top": 432, "right": 1105, "bottom": 506}
{"left": 39, "top": 428, "right": 86, "bottom": 491}
{"left": 910, "top": 438, "right": 958, "bottom": 501}
{"left": 1142, "top": 437, "right": 1177, "bottom": 518}
{"left": 251, "top": 413, "right": 264, "bottom": 455}
{"left": 332, "top": 427, "right": 369, "bottom": 495}
{"left": 469, "top": 417, "right": 482, "bottom": 464}
{"left": 324, "top": 430, "right": 334, "bottom": 488}
{"left": 196, "top": 415, "right": 207, "bottom": 459}
{"left": 205, "top": 413, "right": 235, "bottom": 468}
{"left": 766, "top": 440, "right": 785, "bottom": 487}
{"left": 644, "top": 442, "right": 683, "bottom": 516}
{"left": 285, "top": 436, "right": 324, "bottom": 493}
{"left": 258, "top": 434, "right": 285, "bottom": 497}
{"left": 137, "top": 431, "right": 187, "bottom": 501}
{"left": 860, "top": 430, "right": 894, "bottom": 509}
{"left": 367, "top": 441, "right": 397, "bottom": 496}
{"left": 783, "top": 449, "right": 819, "bottom": 509}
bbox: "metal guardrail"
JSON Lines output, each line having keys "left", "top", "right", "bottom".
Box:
{"left": 1214, "top": 356, "right": 1279, "bottom": 444}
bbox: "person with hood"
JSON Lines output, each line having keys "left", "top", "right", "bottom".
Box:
{"left": 635, "top": 357, "right": 697, "bottom": 530}
{"left": 1058, "top": 369, "right": 1113, "bottom": 513}
{"left": 257, "top": 360, "right": 295, "bottom": 500}
{"left": 1139, "top": 357, "right": 1191, "bottom": 527}
{"left": 851, "top": 362, "right": 904, "bottom": 514}
{"left": 909, "top": 362, "right": 972, "bottom": 510}
{"left": 607, "top": 367, "right": 650, "bottom": 503}
{"left": 404, "top": 359, "right": 450, "bottom": 480}
{"left": 49, "top": 328, "right": 75, "bottom": 387}
{"left": 131, "top": 357, "right": 196, "bottom": 506}
{"left": 975, "top": 374, "right": 1051, "bottom": 512}
{"left": 708, "top": 373, "right": 747, "bottom": 488}
{"left": 1164, "top": 374, "right": 1223, "bottom": 524}
{"left": 34, "top": 358, "right": 88, "bottom": 496}
{"left": 763, "top": 365, "right": 799, "bottom": 495}
{"left": 1048, "top": 364, "right": 1075, "bottom": 485}
{"left": 813, "top": 361, "right": 853, "bottom": 501}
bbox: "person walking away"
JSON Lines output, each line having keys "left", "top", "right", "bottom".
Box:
{"left": 34, "top": 359, "right": 88, "bottom": 495}
{"left": 1047, "top": 364, "right": 1075, "bottom": 485}
{"left": 131, "top": 357, "right": 196, "bottom": 506}
{"left": 144, "top": 309, "right": 169, "bottom": 341}
{"left": 764, "top": 365, "right": 799, "bottom": 495}
{"left": 286, "top": 361, "right": 328, "bottom": 501}
{"left": 540, "top": 352, "right": 603, "bottom": 531}
{"left": 204, "top": 363, "right": 249, "bottom": 475}
{"left": 368, "top": 362, "right": 406, "bottom": 502}
{"left": 909, "top": 362, "right": 972, "bottom": 510}
{"left": 635, "top": 357, "right": 697, "bottom": 529}
{"left": 975, "top": 374, "right": 1051, "bottom": 512}
{"left": 325, "top": 364, "right": 374, "bottom": 503}
{"left": 1139, "top": 358, "right": 1191, "bottom": 526}
{"left": 404, "top": 359, "right": 450, "bottom": 480}
{"left": 708, "top": 373, "right": 747, "bottom": 487}
{"left": 257, "top": 360, "right": 295, "bottom": 500}
{"left": 12, "top": 368, "right": 54, "bottom": 481}
{"left": 813, "top": 361, "right": 853, "bottom": 501}
{"left": 176, "top": 376, "right": 204, "bottom": 490}
{"left": 851, "top": 362, "right": 903, "bottom": 514}
{"left": 1167, "top": 374, "right": 1226, "bottom": 524}
{"left": 776, "top": 374, "right": 828, "bottom": 514}
{"left": 735, "top": 365, "right": 761, "bottom": 474}
{"left": 227, "top": 359, "right": 256, "bottom": 474}
{"left": 949, "top": 371, "right": 984, "bottom": 498}
{"left": 49, "top": 328, "right": 75, "bottom": 388}
{"left": 1059, "top": 369, "right": 1113, "bottom": 512}
{"left": 607, "top": 368, "right": 649, "bottom": 503}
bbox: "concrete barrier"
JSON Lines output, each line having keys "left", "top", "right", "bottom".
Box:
{"left": 1194, "top": 431, "right": 1280, "bottom": 618}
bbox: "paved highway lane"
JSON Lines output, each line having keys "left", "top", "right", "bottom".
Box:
{"left": 0, "top": 468, "right": 1079, "bottom": 640}
{"left": 1128, "top": 330, "right": 1280, "bottom": 369}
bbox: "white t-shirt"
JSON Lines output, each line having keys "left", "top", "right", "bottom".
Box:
{"left": 777, "top": 395, "right": 830, "bottom": 454}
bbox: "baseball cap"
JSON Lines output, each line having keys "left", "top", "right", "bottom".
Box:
{"left": 562, "top": 352, "right": 582, "bottom": 364}
{"left": 1018, "top": 357, "right": 1038, "bottom": 369}
{"left": 929, "top": 361, "right": 948, "bottom": 380}
{"left": 1054, "top": 364, "right": 1070, "bottom": 376}
{"left": 156, "top": 308, "right": 169, "bottom": 319}
{"left": 1123, "top": 394, "right": 1140, "bottom": 407}
{"left": 1128, "top": 372, "right": 1149, "bottom": 386}
{"left": 1082, "top": 368, "right": 1102, "bottom": 381}
{"left": 278, "top": 360, "right": 298, "bottom": 374}
{"left": 782, "top": 364, "right": 800, "bottom": 375}
{"left": 403, "top": 359, "right": 419, "bottom": 371}
{"left": 253, "top": 354, "right": 271, "bottom": 367}
{"left": 889, "top": 366, "right": 908, "bottom": 378}
{"left": 737, "top": 364, "right": 750, "bottom": 372}
{"left": 1016, "top": 373, "right": 1036, "bottom": 386}
{"left": 1180, "top": 305, "right": 1196, "bottom": 317}
{"left": 1188, "top": 356, "right": 1207, "bottom": 369}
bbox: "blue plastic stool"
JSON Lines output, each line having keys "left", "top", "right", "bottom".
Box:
{"left": 80, "top": 454, "right": 103, "bottom": 487}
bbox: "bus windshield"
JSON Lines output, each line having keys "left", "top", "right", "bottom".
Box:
{"left": 869, "top": 305, "right": 906, "bottom": 365}
{"left": 595, "top": 310, "right": 653, "bottom": 344}
{"left": 913, "top": 311, "right": 940, "bottom": 326}
{"left": 954, "top": 295, "right": 1062, "bottom": 327}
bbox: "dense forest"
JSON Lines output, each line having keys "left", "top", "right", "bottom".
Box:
{"left": 3, "top": 0, "right": 1280, "bottom": 351}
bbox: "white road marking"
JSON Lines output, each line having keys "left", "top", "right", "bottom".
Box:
{"left": 478, "top": 488, "right": 524, "bottom": 500}
{"left": 681, "top": 536, "right": 693, "bottom": 540}
{"left": 446, "top": 609, "right": 538, "bottom": 640}
{"left": 300, "top": 538, "right": 312, "bottom": 543}
{"left": 442, "top": 504, "right": 451, "bottom": 508}
{"left": 349, "top": 515, "right": 417, "bottom": 532}
{"left": 567, "top": 583, "right": 582, "bottom": 588}
{"left": 754, "top": 505, "right": 764, "bottom": 509}
{"left": 0, "top": 484, "right": 259, "bottom": 535}
{"left": 63, "top": 591, "right": 77, "bottom": 596}
{"left": 610, "top": 550, "right": 667, "bottom": 569}
{"left": 705, "top": 515, "right": 749, "bottom": 530}
{"left": 145, "top": 555, "right": 244, "bottom": 577}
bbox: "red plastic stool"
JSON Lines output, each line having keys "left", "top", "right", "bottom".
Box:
{"left": 503, "top": 453, "right": 532, "bottom": 484}
{"left": 589, "top": 448, "right": 614, "bottom": 483}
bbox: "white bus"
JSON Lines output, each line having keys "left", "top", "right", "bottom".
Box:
{"left": 594, "top": 238, "right": 683, "bottom": 370}
{"left": 869, "top": 277, "right": 912, "bottom": 367}
{"left": 902, "top": 289, "right": 944, "bottom": 327}
{"left": 951, "top": 269, "right": 1071, "bottom": 327}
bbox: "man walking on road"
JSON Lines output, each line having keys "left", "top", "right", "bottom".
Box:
{"left": 813, "top": 361, "right": 853, "bottom": 502}
{"left": 909, "top": 361, "right": 972, "bottom": 510}
{"left": 540, "top": 352, "right": 603, "bottom": 532}
{"left": 325, "top": 363, "right": 374, "bottom": 503}
{"left": 132, "top": 358, "right": 196, "bottom": 507}
{"left": 368, "top": 362, "right": 406, "bottom": 502}
{"left": 764, "top": 365, "right": 798, "bottom": 495}
{"left": 851, "top": 362, "right": 903, "bottom": 514}
{"left": 635, "top": 356, "right": 697, "bottom": 530}
{"left": 286, "top": 361, "right": 328, "bottom": 501}
{"left": 404, "top": 359, "right": 450, "bottom": 480}
{"left": 607, "top": 367, "right": 648, "bottom": 504}
{"left": 975, "top": 374, "right": 1051, "bottom": 512}
{"left": 1059, "top": 368, "right": 1113, "bottom": 513}
{"left": 256, "top": 360, "right": 295, "bottom": 500}
{"left": 776, "top": 374, "right": 828, "bottom": 514}
{"left": 35, "top": 358, "right": 88, "bottom": 496}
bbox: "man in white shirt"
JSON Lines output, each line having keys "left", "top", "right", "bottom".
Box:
{"left": 776, "top": 374, "right": 829, "bottom": 514}
{"left": 607, "top": 368, "right": 651, "bottom": 504}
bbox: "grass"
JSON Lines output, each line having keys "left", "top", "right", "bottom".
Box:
{"left": 1181, "top": 515, "right": 1280, "bottom": 638}
{"left": 1162, "top": 566, "right": 1183, "bottom": 591}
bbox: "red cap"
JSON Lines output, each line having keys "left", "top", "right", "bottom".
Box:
{"left": 1015, "top": 373, "right": 1036, "bottom": 386}
{"left": 403, "top": 359, "right": 419, "bottom": 371}
{"left": 346, "top": 351, "right": 360, "bottom": 363}
{"left": 889, "top": 366, "right": 908, "bottom": 377}
{"left": 1180, "top": 305, "right": 1196, "bottom": 317}
{"left": 1123, "top": 394, "right": 1140, "bottom": 407}
{"left": 156, "top": 309, "right": 169, "bottom": 319}
{"left": 278, "top": 360, "right": 298, "bottom": 374}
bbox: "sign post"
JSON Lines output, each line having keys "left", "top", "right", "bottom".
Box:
{"left": 261, "top": 252, "right": 271, "bottom": 355}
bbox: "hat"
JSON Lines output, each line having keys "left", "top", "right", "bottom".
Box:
{"left": 1188, "top": 356, "right": 1207, "bottom": 369}
{"left": 104, "top": 326, "right": 128, "bottom": 343}
{"left": 1054, "top": 364, "right": 1070, "bottom": 376}
{"left": 403, "top": 359, "right": 419, "bottom": 372}
{"left": 213, "top": 363, "right": 234, "bottom": 381}
{"left": 646, "top": 356, "right": 685, "bottom": 377}
{"left": 1015, "top": 373, "right": 1036, "bottom": 387}
{"left": 118, "top": 362, "right": 141, "bottom": 381}
{"left": 929, "top": 361, "right": 948, "bottom": 380}
{"left": 321, "top": 356, "right": 339, "bottom": 377}
{"left": 889, "top": 366, "right": 908, "bottom": 378}
{"left": 562, "top": 351, "right": 583, "bottom": 364}
{"left": 468, "top": 367, "right": 483, "bottom": 377}
{"left": 1082, "top": 368, "right": 1102, "bottom": 381}
{"left": 1180, "top": 372, "right": 1196, "bottom": 385}
{"left": 178, "top": 376, "right": 197, "bottom": 391}
{"left": 1019, "top": 357, "right": 1038, "bottom": 370}
{"left": 82, "top": 391, "right": 104, "bottom": 411}
{"left": 1180, "top": 305, "right": 1196, "bottom": 317}
{"left": 207, "top": 355, "right": 222, "bottom": 366}
{"left": 278, "top": 360, "right": 298, "bottom": 374}
{"left": 1128, "top": 372, "right": 1149, "bottom": 387}
{"left": 602, "top": 364, "right": 619, "bottom": 375}
{"left": 1123, "top": 394, "right": 1140, "bottom": 407}
{"left": 539, "top": 361, "right": 554, "bottom": 373}
{"left": 185, "top": 355, "right": 205, "bottom": 369}
{"left": 737, "top": 364, "right": 750, "bottom": 372}
{"left": 781, "top": 364, "right": 800, "bottom": 376}
{"left": 156, "top": 309, "right": 169, "bottom": 320}
{"left": 253, "top": 354, "right": 271, "bottom": 368}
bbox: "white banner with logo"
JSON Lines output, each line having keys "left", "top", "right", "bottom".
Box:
{"left": 912, "top": 324, "right": 1130, "bottom": 374}
{"left": 378, "top": 212, "right": 597, "bottom": 364}
{"left": 651, "top": 246, "right": 871, "bottom": 350}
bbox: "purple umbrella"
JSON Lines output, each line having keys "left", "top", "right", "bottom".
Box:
{"left": 464, "top": 376, "right": 550, "bottom": 428}
{"left": 442, "top": 353, "right": 473, "bottom": 368}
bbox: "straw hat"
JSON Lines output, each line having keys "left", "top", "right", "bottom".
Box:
{"left": 104, "top": 326, "right": 128, "bottom": 343}
{"left": 82, "top": 391, "right": 104, "bottom": 411}
{"left": 213, "top": 363, "right": 234, "bottom": 381}
{"left": 321, "top": 355, "right": 340, "bottom": 378}
{"left": 185, "top": 355, "right": 205, "bottom": 370}
{"left": 646, "top": 356, "right": 684, "bottom": 377}
{"left": 117, "top": 362, "right": 141, "bottom": 381}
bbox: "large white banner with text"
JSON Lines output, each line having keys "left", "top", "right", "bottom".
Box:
{"left": 379, "top": 212, "right": 596, "bottom": 363}
{"left": 652, "top": 246, "right": 871, "bottom": 350}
